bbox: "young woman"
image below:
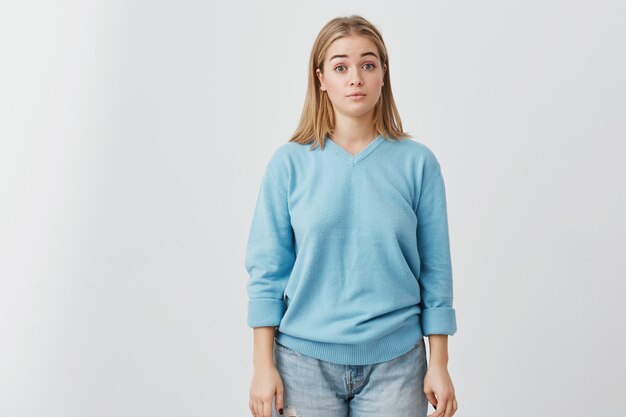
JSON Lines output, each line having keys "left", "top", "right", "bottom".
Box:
{"left": 245, "top": 15, "right": 459, "bottom": 417}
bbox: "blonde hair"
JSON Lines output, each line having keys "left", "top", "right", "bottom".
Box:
{"left": 288, "top": 15, "right": 412, "bottom": 150}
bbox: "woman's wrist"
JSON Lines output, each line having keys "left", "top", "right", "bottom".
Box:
{"left": 252, "top": 326, "right": 276, "bottom": 369}
{"left": 426, "top": 334, "right": 449, "bottom": 367}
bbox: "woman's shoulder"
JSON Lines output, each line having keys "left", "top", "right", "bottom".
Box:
{"left": 262, "top": 140, "right": 311, "bottom": 180}
{"left": 267, "top": 140, "right": 310, "bottom": 163}
{"left": 388, "top": 137, "right": 441, "bottom": 167}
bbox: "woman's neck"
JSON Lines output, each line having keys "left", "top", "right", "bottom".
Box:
{"left": 329, "top": 123, "right": 377, "bottom": 146}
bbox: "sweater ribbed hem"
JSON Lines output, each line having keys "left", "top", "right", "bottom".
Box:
{"left": 274, "top": 315, "right": 424, "bottom": 365}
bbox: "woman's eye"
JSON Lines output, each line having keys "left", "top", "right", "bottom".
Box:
{"left": 334, "top": 63, "right": 376, "bottom": 73}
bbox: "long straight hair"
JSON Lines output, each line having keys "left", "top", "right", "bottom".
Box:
{"left": 288, "top": 15, "right": 412, "bottom": 150}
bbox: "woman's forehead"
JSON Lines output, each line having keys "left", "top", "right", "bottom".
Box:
{"left": 326, "top": 36, "right": 379, "bottom": 61}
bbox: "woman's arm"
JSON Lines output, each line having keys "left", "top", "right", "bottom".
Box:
{"left": 416, "top": 161, "right": 457, "bottom": 336}
{"left": 427, "top": 334, "right": 448, "bottom": 367}
{"left": 250, "top": 326, "right": 284, "bottom": 417}
{"left": 424, "top": 334, "right": 457, "bottom": 416}
{"left": 253, "top": 326, "right": 276, "bottom": 369}
{"left": 416, "top": 159, "right": 459, "bottom": 416}
{"left": 246, "top": 152, "right": 293, "bottom": 417}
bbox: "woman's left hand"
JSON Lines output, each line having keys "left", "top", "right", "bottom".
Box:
{"left": 423, "top": 364, "right": 458, "bottom": 417}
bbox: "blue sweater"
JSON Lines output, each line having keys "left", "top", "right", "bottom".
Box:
{"left": 245, "top": 134, "right": 457, "bottom": 365}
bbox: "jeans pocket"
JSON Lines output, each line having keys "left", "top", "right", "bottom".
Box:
{"left": 274, "top": 338, "right": 300, "bottom": 356}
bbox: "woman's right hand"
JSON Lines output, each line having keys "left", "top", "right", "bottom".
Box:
{"left": 249, "top": 365, "right": 284, "bottom": 417}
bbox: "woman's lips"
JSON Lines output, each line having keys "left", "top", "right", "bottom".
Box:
{"left": 347, "top": 94, "right": 366, "bottom": 100}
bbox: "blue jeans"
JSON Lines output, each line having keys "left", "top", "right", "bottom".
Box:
{"left": 271, "top": 337, "right": 429, "bottom": 417}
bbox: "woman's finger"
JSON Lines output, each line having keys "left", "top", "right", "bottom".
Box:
{"left": 275, "top": 385, "right": 284, "bottom": 415}
{"left": 263, "top": 398, "right": 273, "bottom": 417}
{"left": 444, "top": 397, "right": 454, "bottom": 417}
{"left": 425, "top": 391, "right": 438, "bottom": 410}
{"left": 433, "top": 393, "right": 448, "bottom": 417}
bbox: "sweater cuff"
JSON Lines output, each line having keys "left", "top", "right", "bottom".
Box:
{"left": 247, "top": 298, "right": 286, "bottom": 328}
{"left": 421, "top": 307, "right": 457, "bottom": 335}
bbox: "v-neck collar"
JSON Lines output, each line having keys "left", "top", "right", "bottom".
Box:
{"left": 324, "top": 134, "right": 386, "bottom": 166}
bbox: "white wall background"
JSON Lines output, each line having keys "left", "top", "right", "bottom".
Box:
{"left": 1, "top": 1, "right": 624, "bottom": 416}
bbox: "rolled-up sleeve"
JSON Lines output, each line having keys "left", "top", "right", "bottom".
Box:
{"left": 245, "top": 167, "right": 295, "bottom": 328}
{"left": 416, "top": 164, "right": 458, "bottom": 336}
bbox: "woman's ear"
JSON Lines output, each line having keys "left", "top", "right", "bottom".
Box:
{"left": 382, "top": 64, "right": 387, "bottom": 86}
{"left": 316, "top": 68, "right": 326, "bottom": 91}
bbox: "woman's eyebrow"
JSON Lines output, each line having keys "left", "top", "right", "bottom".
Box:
{"left": 329, "top": 51, "right": 379, "bottom": 61}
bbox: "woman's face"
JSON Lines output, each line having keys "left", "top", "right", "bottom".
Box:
{"left": 316, "top": 34, "right": 387, "bottom": 120}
